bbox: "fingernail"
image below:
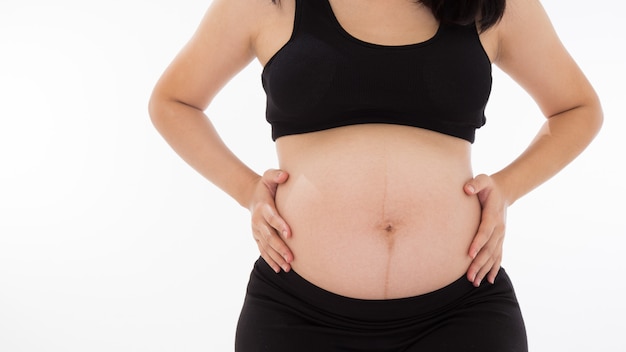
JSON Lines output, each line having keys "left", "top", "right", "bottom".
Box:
{"left": 282, "top": 230, "right": 288, "bottom": 238}
{"left": 466, "top": 185, "right": 475, "bottom": 194}
{"left": 469, "top": 272, "right": 476, "bottom": 282}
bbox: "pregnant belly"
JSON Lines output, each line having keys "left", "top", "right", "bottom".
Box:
{"left": 274, "top": 125, "right": 482, "bottom": 299}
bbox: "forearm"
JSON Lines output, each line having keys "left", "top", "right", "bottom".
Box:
{"left": 492, "top": 103, "right": 603, "bottom": 205}
{"left": 149, "top": 99, "right": 260, "bottom": 209}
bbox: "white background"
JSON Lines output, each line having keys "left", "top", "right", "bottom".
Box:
{"left": 0, "top": 0, "right": 624, "bottom": 351}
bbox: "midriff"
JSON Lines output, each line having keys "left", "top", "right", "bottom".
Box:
{"left": 274, "top": 124, "right": 481, "bottom": 299}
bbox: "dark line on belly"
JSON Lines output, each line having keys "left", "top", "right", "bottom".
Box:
{"left": 381, "top": 144, "right": 394, "bottom": 298}
{"left": 383, "top": 237, "right": 394, "bottom": 298}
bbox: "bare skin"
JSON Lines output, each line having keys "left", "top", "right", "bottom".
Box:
{"left": 149, "top": 0, "right": 602, "bottom": 298}
{"left": 275, "top": 125, "right": 480, "bottom": 298}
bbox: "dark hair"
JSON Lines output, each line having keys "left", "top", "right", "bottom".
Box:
{"left": 419, "top": 0, "right": 506, "bottom": 31}
{"left": 270, "top": 0, "right": 506, "bottom": 32}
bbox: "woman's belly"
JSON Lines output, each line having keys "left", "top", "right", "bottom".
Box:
{"left": 275, "top": 124, "right": 481, "bottom": 299}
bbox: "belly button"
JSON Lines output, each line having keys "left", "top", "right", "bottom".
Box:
{"left": 383, "top": 223, "right": 396, "bottom": 235}
{"left": 377, "top": 220, "right": 401, "bottom": 237}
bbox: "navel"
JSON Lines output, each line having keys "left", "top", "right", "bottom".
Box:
{"left": 382, "top": 222, "right": 396, "bottom": 236}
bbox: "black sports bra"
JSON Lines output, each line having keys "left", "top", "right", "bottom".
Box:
{"left": 262, "top": 0, "right": 492, "bottom": 143}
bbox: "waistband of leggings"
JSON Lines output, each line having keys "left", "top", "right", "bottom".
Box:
{"left": 251, "top": 257, "right": 496, "bottom": 322}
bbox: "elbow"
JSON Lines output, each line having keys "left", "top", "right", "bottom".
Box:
{"left": 148, "top": 87, "right": 177, "bottom": 133}
{"left": 148, "top": 89, "right": 164, "bottom": 129}
{"left": 569, "top": 96, "right": 603, "bottom": 147}
{"left": 552, "top": 90, "right": 604, "bottom": 143}
{"left": 586, "top": 93, "right": 604, "bottom": 141}
{"left": 148, "top": 84, "right": 207, "bottom": 131}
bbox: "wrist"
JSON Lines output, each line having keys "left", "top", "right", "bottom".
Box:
{"left": 237, "top": 173, "right": 262, "bottom": 210}
{"left": 490, "top": 171, "right": 517, "bottom": 206}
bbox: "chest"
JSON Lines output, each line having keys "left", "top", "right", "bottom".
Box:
{"left": 262, "top": 24, "right": 492, "bottom": 116}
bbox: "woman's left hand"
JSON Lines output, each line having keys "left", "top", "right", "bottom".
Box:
{"left": 463, "top": 174, "right": 509, "bottom": 287}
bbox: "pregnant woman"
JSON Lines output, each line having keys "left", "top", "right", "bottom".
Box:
{"left": 149, "top": 0, "right": 602, "bottom": 350}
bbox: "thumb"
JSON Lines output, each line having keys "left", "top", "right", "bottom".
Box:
{"left": 464, "top": 174, "right": 491, "bottom": 195}
{"left": 263, "top": 168, "right": 289, "bottom": 185}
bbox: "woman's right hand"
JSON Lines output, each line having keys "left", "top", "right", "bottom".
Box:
{"left": 248, "top": 169, "right": 294, "bottom": 273}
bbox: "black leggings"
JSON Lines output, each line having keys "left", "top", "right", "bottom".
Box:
{"left": 235, "top": 258, "right": 528, "bottom": 351}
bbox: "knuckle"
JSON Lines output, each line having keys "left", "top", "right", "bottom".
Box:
{"left": 482, "top": 244, "right": 495, "bottom": 255}
{"left": 476, "top": 227, "right": 492, "bottom": 239}
{"left": 262, "top": 226, "right": 274, "bottom": 241}
{"left": 474, "top": 252, "right": 490, "bottom": 265}
{"left": 469, "top": 262, "right": 482, "bottom": 273}
{"left": 479, "top": 234, "right": 492, "bottom": 246}
{"left": 265, "top": 211, "right": 278, "bottom": 224}
{"left": 272, "top": 252, "right": 285, "bottom": 265}
{"left": 251, "top": 201, "right": 265, "bottom": 213}
{"left": 478, "top": 264, "right": 491, "bottom": 276}
{"left": 257, "top": 238, "right": 269, "bottom": 251}
{"left": 266, "top": 235, "right": 278, "bottom": 249}
{"left": 262, "top": 203, "right": 277, "bottom": 217}
{"left": 273, "top": 242, "right": 287, "bottom": 255}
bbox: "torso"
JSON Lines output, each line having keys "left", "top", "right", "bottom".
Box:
{"left": 276, "top": 125, "right": 481, "bottom": 299}
{"left": 254, "top": 0, "right": 500, "bottom": 299}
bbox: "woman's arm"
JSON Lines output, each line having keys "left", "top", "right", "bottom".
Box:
{"left": 149, "top": 0, "right": 259, "bottom": 206}
{"left": 491, "top": 0, "right": 602, "bottom": 202}
{"left": 465, "top": 0, "right": 603, "bottom": 286}
{"left": 149, "top": 0, "right": 294, "bottom": 272}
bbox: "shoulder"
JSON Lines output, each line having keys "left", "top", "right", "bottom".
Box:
{"left": 150, "top": 0, "right": 285, "bottom": 111}
{"left": 200, "top": 0, "right": 280, "bottom": 38}
{"left": 487, "top": 0, "right": 599, "bottom": 118}
{"left": 250, "top": 0, "right": 297, "bottom": 64}
{"left": 487, "top": 0, "right": 557, "bottom": 63}
{"left": 205, "top": 0, "right": 294, "bottom": 54}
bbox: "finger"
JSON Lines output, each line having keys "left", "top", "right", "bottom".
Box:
{"left": 468, "top": 222, "right": 494, "bottom": 259}
{"left": 468, "top": 235, "right": 503, "bottom": 286}
{"left": 474, "top": 254, "right": 502, "bottom": 287}
{"left": 260, "top": 219, "right": 293, "bottom": 263}
{"left": 263, "top": 203, "right": 292, "bottom": 240}
{"left": 258, "top": 244, "right": 291, "bottom": 273}
{"left": 468, "top": 200, "right": 504, "bottom": 258}
{"left": 466, "top": 227, "right": 498, "bottom": 282}
{"left": 262, "top": 169, "right": 289, "bottom": 191}
{"left": 265, "top": 245, "right": 292, "bottom": 272}
{"left": 251, "top": 208, "right": 293, "bottom": 266}
{"left": 267, "top": 233, "right": 294, "bottom": 266}
{"left": 487, "top": 257, "right": 502, "bottom": 284}
{"left": 472, "top": 257, "right": 495, "bottom": 287}
{"left": 464, "top": 173, "right": 490, "bottom": 196}
{"left": 255, "top": 227, "right": 292, "bottom": 272}
{"left": 467, "top": 245, "right": 492, "bottom": 284}
{"left": 255, "top": 241, "right": 281, "bottom": 273}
